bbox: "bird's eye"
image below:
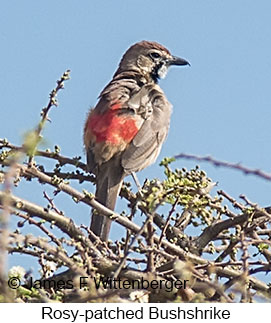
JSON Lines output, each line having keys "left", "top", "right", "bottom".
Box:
{"left": 150, "top": 52, "right": 161, "bottom": 59}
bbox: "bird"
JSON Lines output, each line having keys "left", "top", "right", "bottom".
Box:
{"left": 84, "top": 40, "right": 189, "bottom": 241}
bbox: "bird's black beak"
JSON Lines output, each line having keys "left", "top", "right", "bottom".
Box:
{"left": 169, "top": 55, "right": 190, "bottom": 66}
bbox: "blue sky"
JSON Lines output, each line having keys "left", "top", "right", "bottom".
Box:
{"left": 1, "top": 1, "right": 271, "bottom": 272}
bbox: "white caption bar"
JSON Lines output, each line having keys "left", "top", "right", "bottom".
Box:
{"left": 0, "top": 303, "right": 268, "bottom": 322}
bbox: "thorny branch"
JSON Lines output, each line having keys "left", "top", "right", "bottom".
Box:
{"left": 175, "top": 152, "right": 271, "bottom": 182}
{"left": 27, "top": 70, "right": 71, "bottom": 165}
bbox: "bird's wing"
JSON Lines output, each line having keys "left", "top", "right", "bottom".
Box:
{"left": 121, "top": 84, "right": 172, "bottom": 173}
{"left": 84, "top": 78, "right": 141, "bottom": 172}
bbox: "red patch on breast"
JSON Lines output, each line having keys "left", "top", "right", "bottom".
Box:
{"left": 87, "top": 107, "right": 138, "bottom": 145}
{"left": 111, "top": 103, "right": 122, "bottom": 110}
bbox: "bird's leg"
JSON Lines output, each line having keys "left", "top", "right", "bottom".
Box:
{"left": 131, "top": 172, "right": 145, "bottom": 200}
{"left": 130, "top": 172, "right": 144, "bottom": 213}
{"left": 131, "top": 172, "right": 142, "bottom": 192}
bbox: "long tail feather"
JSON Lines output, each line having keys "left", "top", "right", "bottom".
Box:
{"left": 90, "top": 162, "right": 124, "bottom": 241}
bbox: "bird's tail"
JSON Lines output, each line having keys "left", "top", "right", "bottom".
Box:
{"left": 90, "top": 162, "right": 124, "bottom": 241}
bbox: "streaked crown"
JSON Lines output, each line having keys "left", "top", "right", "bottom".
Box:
{"left": 115, "top": 40, "right": 189, "bottom": 82}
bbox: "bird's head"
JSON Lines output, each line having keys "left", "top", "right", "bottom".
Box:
{"left": 115, "top": 40, "right": 190, "bottom": 83}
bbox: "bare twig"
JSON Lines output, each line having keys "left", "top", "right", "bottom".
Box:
{"left": 43, "top": 191, "right": 64, "bottom": 215}
{"left": 112, "top": 218, "right": 151, "bottom": 279}
{"left": 240, "top": 232, "right": 250, "bottom": 302}
{"left": 27, "top": 70, "right": 71, "bottom": 165}
{"left": 0, "top": 139, "right": 88, "bottom": 172}
{"left": 14, "top": 211, "right": 62, "bottom": 247}
{"left": 158, "top": 198, "right": 179, "bottom": 249}
{"left": 175, "top": 153, "right": 271, "bottom": 182}
{"left": 146, "top": 215, "right": 155, "bottom": 273}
